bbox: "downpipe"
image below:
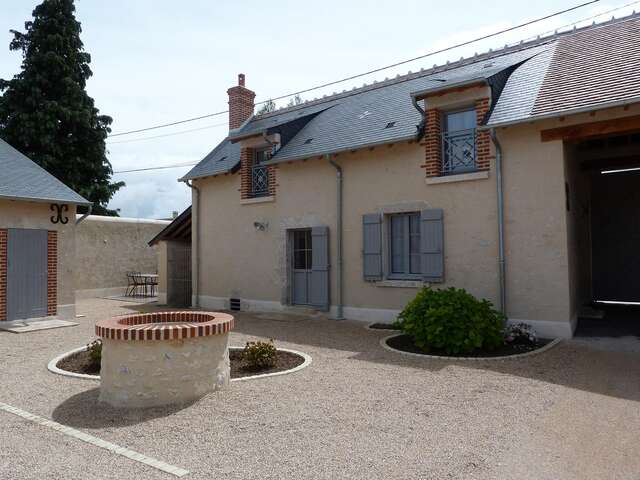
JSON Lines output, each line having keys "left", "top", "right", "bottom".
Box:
{"left": 490, "top": 128, "right": 506, "bottom": 315}
{"left": 327, "top": 154, "right": 344, "bottom": 320}
{"left": 75, "top": 204, "right": 92, "bottom": 225}
{"left": 183, "top": 179, "right": 200, "bottom": 308}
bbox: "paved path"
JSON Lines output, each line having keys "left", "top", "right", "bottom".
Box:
{"left": 1, "top": 298, "right": 639, "bottom": 479}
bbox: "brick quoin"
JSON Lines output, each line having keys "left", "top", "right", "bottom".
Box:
{"left": 0, "top": 229, "right": 6, "bottom": 321}
{"left": 47, "top": 230, "right": 57, "bottom": 316}
{"left": 475, "top": 98, "right": 494, "bottom": 171}
{"left": 421, "top": 108, "right": 442, "bottom": 178}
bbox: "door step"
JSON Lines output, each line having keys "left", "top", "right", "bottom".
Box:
{"left": 0, "top": 318, "right": 78, "bottom": 333}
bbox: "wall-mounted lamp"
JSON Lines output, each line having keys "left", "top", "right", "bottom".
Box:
{"left": 253, "top": 221, "right": 268, "bottom": 231}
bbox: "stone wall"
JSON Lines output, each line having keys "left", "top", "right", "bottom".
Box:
{"left": 75, "top": 215, "right": 169, "bottom": 298}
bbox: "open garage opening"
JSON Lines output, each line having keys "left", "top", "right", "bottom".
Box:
{"left": 565, "top": 132, "right": 640, "bottom": 336}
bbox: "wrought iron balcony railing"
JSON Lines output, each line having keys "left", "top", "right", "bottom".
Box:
{"left": 441, "top": 128, "right": 477, "bottom": 175}
{"left": 251, "top": 164, "right": 269, "bottom": 197}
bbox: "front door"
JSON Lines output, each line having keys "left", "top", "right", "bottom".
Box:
{"left": 7, "top": 228, "right": 48, "bottom": 321}
{"left": 291, "top": 229, "right": 312, "bottom": 305}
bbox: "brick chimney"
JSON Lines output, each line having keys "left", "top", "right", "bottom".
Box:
{"left": 227, "top": 73, "right": 256, "bottom": 130}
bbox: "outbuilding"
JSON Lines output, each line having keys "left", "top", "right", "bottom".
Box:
{"left": 0, "top": 138, "right": 89, "bottom": 322}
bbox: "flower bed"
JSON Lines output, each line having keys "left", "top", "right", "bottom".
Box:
{"left": 384, "top": 333, "right": 554, "bottom": 358}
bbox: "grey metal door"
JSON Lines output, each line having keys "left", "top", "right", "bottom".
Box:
{"left": 167, "top": 241, "right": 192, "bottom": 307}
{"left": 7, "top": 228, "right": 48, "bottom": 321}
{"left": 291, "top": 229, "right": 312, "bottom": 305}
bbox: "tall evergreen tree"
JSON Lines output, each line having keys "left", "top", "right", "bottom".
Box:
{"left": 0, "top": 0, "right": 123, "bottom": 215}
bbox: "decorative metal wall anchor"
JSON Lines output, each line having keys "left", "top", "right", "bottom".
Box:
{"left": 50, "top": 204, "right": 69, "bottom": 224}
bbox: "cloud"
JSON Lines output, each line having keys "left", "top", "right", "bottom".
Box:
{"left": 109, "top": 167, "right": 192, "bottom": 219}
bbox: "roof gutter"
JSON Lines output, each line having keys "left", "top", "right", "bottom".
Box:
{"left": 0, "top": 194, "right": 91, "bottom": 206}
{"left": 482, "top": 96, "right": 640, "bottom": 130}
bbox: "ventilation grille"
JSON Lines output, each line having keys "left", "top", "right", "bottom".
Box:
{"left": 229, "top": 298, "right": 241, "bottom": 311}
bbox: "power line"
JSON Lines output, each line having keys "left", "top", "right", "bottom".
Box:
{"left": 109, "top": 110, "right": 229, "bottom": 137}
{"left": 108, "top": 1, "right": 640, "bottom": 148}
{"left": 109, "top": 3, "right": 640, "bottom": 175}
{"left": 107, "top": 0, "right": 600, "bottom": 138}
{"left": 107, "top": 121, "right": 228, "bottom": 145}
{"left": 113, "top": 161, "right": 197, "bottom": 174}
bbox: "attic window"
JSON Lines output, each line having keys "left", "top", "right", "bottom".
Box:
{"left": 304, "top": 138, "right": 313, "bottom": 144}
{"left": 385, "top": 122, "right": 396, "bottom": 129}
{"left": 216, "top": 156, "right": 227, "bottom": 163}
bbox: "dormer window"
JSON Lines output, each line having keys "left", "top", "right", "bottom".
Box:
{"left": 251, "top": 147, "right": 272, "bottom": 197}
{"left": 441, "top": 108, "right": 477, "bottom": 175}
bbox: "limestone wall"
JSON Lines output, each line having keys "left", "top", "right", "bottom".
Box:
{"left": 75, "top": 215, "right": 169, "bottom": 298}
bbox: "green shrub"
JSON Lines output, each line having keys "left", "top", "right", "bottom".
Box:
{"left": 87, "top": 339, "right": 102, "bottom": 370}
{"left": 398, "top": 287, "right": 504, "bottom": 355}
{"left": 242, "top": 339, "right": 277, "bottom": 370}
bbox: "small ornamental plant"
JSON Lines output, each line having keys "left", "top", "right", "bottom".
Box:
{"left": 242, "top": 339, "right": 277, "bottom": 370}
{"left": 399, "top": 287, "right": 505, "bottom": 355}
{"left": 503, "top": 322, "right": 537, "bottom": 346}
{"left": 86, "top": 339, "right": 102, "bottom": 371}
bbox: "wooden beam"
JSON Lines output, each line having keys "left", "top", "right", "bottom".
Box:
{"left": 541, "top": 115, "right": 640, "bottom": 142}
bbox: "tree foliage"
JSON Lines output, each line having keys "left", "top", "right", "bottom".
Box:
{"left": 256, "top": 99, "right": 276, "bottom": 115}
{"left": 0, "top": 0, "right": 123, "bottom": 215}
{"left": 286, "top": 94, "right": 303, "bottom": 107}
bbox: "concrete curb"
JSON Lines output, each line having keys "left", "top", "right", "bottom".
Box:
{"left": 48, "top": 346, "right": 98, "bottom": 380}
{"left": 380, "top": 334, "right": 562, "bottom": 361}
{"left": 48, "top": 345, "right": 312, "bottom": 382}
{"left": 365, "top": 322, "right": 401, "bottom": 332}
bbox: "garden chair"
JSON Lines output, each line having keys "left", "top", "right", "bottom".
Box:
{"left": 125, "top": 271, "right": 142, "bottom": 296}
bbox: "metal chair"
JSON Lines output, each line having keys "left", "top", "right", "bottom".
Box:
{"left": 126, "top": 271, "right": 142, "bottom": 296}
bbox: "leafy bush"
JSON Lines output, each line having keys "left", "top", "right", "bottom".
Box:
{"left": 242, "top": 339, "right": 277, "bottom": 370}
{"left": 504, "top": 322, "right": 537, "bottom": 345}
{"left": 86, "top": 339, "right": 102, "bottom": 370}
{"left": 399, "top": 287, "right": 505, "bottom": 355}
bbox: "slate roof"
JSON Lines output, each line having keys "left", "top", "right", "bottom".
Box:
{"left": 183, "top": 13, "right": 640, "bottom": 179}
{"left": 180, "top": 137, "right": 240, "bottom": 181}
{"left": 148, "top": 206, "right": 191, "bottom": 246}
{"left": 0, "top": 139, "right": 90, "bottom": 205}
{"left": 489, "top": 14, "right": 640, "bottom": 126}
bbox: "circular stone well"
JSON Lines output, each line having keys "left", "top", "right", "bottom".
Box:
{"left": 95, "top": 311, "right": 234, "bottom": 408}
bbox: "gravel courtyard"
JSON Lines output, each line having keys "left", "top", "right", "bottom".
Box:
{"left": 1, "top": 298, "right": 639, "bottom": 480}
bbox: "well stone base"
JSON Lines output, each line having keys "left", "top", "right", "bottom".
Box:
{"left": 99, "top": 334, "right": 230, "bottom": 408}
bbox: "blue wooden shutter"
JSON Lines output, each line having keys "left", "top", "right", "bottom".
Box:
{"left": 309, "top": 226, "right": 330, "bottom": 310}
{"left": 420, "top": 209, "right": 444, "bottom": 283}
{"left": 363, "top": 213, "right": 383, "bottom": 281}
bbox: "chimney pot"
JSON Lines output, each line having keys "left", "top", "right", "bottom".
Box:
{"left": 238, "top": 73, "right": 245, "bottom": 87}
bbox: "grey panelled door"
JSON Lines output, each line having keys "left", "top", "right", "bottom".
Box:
{"left": 167, "top": 241, "right": 192, "bottom": 307}
{"left": 292, "top": 229, "right": 312, "bottom": 305}
{"left": 7, "top": 228, "right": 48, "bottom": 321}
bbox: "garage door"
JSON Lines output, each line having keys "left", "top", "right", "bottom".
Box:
{"left": 7, "top": 229, "right": 48, "bottom": 320}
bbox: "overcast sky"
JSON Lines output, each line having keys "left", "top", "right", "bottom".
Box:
{"left": 1, "top": 0, "right": 637, "bottom": 218}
